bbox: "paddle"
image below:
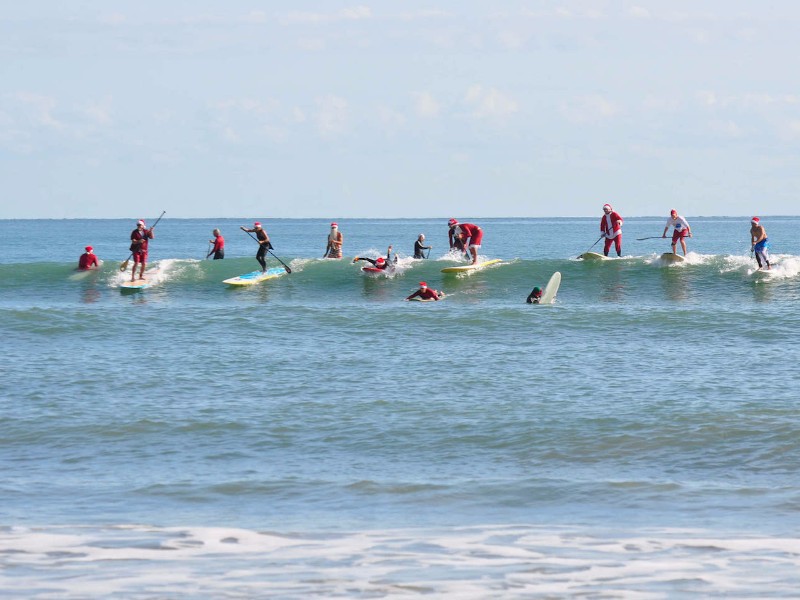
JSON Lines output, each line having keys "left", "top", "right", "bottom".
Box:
{"left": 578, "top": 235, "right": 604, "bottom": 259}
{"left": 323, "top": 242, "right": 331, "bottom": 258}
{"left": 205, "top": 241, "right": 212, "bottom": 260}
{"left": 243, "top": 230, "right": 292, "bottom": 274}
{"left": 120, "top": 210, "right": 166, "bottom": 271}
{"left": 636, "top": 236, "right": 664, "bottom": 241}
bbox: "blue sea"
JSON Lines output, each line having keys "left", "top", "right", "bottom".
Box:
{"left": 2, "top": 217, "right": 800, "bottom": 597}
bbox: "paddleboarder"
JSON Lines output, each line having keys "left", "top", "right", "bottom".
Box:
{"left": 78, "top": 246, "right": 100, "bottom": 270}
{"left": 750, "top": 217, "right": 771, "bottom": 270}
{"left": 662, "top": 209, "right": 692, "bottom": 256}
{"left": 129, "top": 219, "right": 155, "bottom": 281}
{"left": 240, "top": 222, "right": 271, "bottom": 272}
{"left": 406, "top": 281, "right": 442, "bottom": 301}
{"left": 413, "top": 234, "right": 431, "bottom": 259}
{"left": 324, "top": 222, "right": 343, "bottom": 259}
{"left": 600, "top": 203, "right": 624, "bottom": 257}
{"left": 207, "top": 228, "right": 224, "bottom": 260}
{"left": 448, "top": 219, "right": 483, "bottom": 265}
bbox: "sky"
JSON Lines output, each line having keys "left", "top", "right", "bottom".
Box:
{"left": 2, "top": 1, "right": 800, "bottom": 218}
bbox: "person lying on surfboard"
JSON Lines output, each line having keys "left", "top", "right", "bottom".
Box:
{"left": 406, "top": 281, "right": 443, "bottom": 301}
{"left": 526, "top": 287, "right": 543, "bottom": 304}
{"left": 353, "top": 246, "right": 397, "bottom": 270}
{"left": 448, "top": 219, "right": 483, "bottom": 265}
{"left": 78, "top": 246, "right": 100, "bottom": 270}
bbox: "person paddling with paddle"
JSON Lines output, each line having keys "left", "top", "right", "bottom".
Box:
{"left": 129, "top": 220, "right": 155, "bottom": 281}
{"left": 207, "top": 228, "right": 224, "bottom": 260}
{"left": 414, "top": 234, "right": 431, "bottom": 259}
{"left": 600, "top": 203, "right": 624, "bottom": 257}
{"left": 662, "top": 209, "right": 692, "bottom": 256}
{"left": 324, "top": 222, "right": 343, "bottom": 259}
{"left": 240, "top": 222, "right": 271, "bottom": 272}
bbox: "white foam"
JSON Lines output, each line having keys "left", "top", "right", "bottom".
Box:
{"left": 2, "top": 524, "right": 798, "bottom": 597}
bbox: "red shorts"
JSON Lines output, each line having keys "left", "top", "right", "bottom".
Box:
{"left": 671, "top": 229, "right": 688, "bottom": 243}
{"left": 469, "top": 228, "right": 483, "bottom": 247}
{"left": 133, "top": 250, "right": 148, "bottom": 264}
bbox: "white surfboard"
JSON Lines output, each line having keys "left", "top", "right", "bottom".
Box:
{"left": 660, "top": 252, "right": 685, "bottom": 264}
{"left": 579, "top": 252, "right": 609, "bottom": 261}
{"left": 223, "top": 267, "right": 286, "bottom": 286}
{"left": 539, "top": 271, "right": 561, "bottom": 305}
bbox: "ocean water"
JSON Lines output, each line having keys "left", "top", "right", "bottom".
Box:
{"left": 2, "top": 217, "right": 800, "bottom": 597}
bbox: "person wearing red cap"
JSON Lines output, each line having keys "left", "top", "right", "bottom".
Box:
{"left": 750, "top": 217, "right": 770, "bottom": 270}
{"left": 447, "top": 219, "right": 467, "bottom": 257}
{"left": 353, "top": 245, "right": 397, "bottom": 270}
{"left": 662, "top": 209, "right": 692, "bottom": 256}
{"left": 240, "top": 222, "right": 271, "bottom": 271}
{"left": 129, "top": 219, "right": 155, "bottom": 281}
{"left": 324, "top": 222, "right": 343, "bottom": 259}
{"left": 206, "top": 228, "right": 225, "bottom": 260}
{"left": 448, "top": 218, "right": 483, "bottom": 264}
{"left": 600, "top": 203, "right": 624, "bottom": 257}
{"left": 78, "top": 245, "right": 100, "bottom": 270}
{"left": 406, "top": 281, "right": 443, "bottom": 301}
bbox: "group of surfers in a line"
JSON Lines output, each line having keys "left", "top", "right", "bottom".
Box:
{"left": 76, "top": 208, "right": 773, "bottom": 292}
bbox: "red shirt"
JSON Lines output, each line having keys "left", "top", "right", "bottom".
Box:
{"left": 212, "top": 235, "right": 224, "bottom": 253}
{"left": 78, "top": 253, "right": 99, "bottom": 269}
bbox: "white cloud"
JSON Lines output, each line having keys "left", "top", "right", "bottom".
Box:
{"left": 464, "top": 86, "right": 518, "bottom": 119}
{"left": 12, "top": 92, "right": 63, "bottom": 129}
{"left": 412, "top": 92, "right": 440, "bottom": 118}
{"left": 709, "top": 119, "right": 743, "bottom": 137}
{"left": 83, "top": 96, "right": 113, "bottom": 126}
{"left": 245, "top": 11, "right": 268, "bottom": 24}
{"left": 629, "top": 6, "right": 651, "bottom": 19}
{"left": 559, "top": 94, "right": 618, "bottom": 124}
{"left": 281, "top": 6, "right": 372, "bottom": 25}
{"left": 315, "top": 94, "right": 348, "bottom": 136}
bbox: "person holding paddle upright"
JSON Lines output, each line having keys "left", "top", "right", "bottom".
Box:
{"left": 662, "top": 209, "right": 692, "bottom": 256}
{"left": 414, "top": 234, "right": 431, "bottom": 259}
{"left": 129, "top": 220, "right": 155, "bottom": 281}
{"left": 207, "top": 228, "right": 224, "bottom": 260}
{"left": 324, "top": 222, "right": 343, "bottom": 259}
{"left": 240, "top": 222, "right": 271, "bottom": 272}
{"left": 600, "top": 203, "right": 624, "bottom": 257}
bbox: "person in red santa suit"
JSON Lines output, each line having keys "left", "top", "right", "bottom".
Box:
{"left": 600, "top": 203, "right": 624, "bottom": 257}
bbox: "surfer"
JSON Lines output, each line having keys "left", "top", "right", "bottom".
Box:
{"left": 526, "top": 287, "right": 543, "bottom": 304}
{"left": 207, "top": 229, "right": 224, "bottom": 260}
{"left": 600, "top": 204, "right": 624, "bottom": 257}
{"left": 78, "top": 246, "right": 100, "bottom": 270}
{"left": 240, "top": 222, "right": 271, "bottom": 272}
{"left": 750, "top": 217, "right": 771, "bottom": 270}
{"left": 129, "top": 219, "right": 155, "bottom": 281}
{"left": 414, "top": 234, "right": 431, "bottom": 259}
{"left": 662, "top": 209, "right": 692, "bottom": 256}
{"left": 353, "top": 246, "right": 397, "bottom": 270}
{"left": 324, "top": 222, "right": 343, "bottom": 259}
{"left": 448, "top": 219, "right": 483, "bottom": 264}
{"left": 406, "top": 282, "right": 443, "bottom": 301}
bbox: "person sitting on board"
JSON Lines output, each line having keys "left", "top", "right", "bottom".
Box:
{"left": 600, "top": 203, "right": 624, "bottom": 257}
{"left": 414, "top": 234, "right": 431, "bottom": 259}
{"left": 750, "top": 217, "right": 771, "bottom": 270}
{"left": 406, "top": 281, "right": 443, "bottom": 301}
{"left": 324, "top": 222, "right": 343, "bottom": 259}
{"left": 662, "top": 209, "right": 692, "bottom": 256}
{"left": 207, "top": 228, "right": 224, "bottom": 260}
{"left": 129, "top": 220, "right": 155, "bottom": 281}
{"left": 78, "top": 246, "right": 100, "bottom": 270}
{"left": 448, "top": 218, "right": 483, "bottom": 264}
{"left": 353, "top": 246, "right": 396, "bottom": 270}
{"left": 526, "top": 286, "right": 543, "bottom": 304}
{"left": 240, "top": 222, "right": 271, "bottom": 272}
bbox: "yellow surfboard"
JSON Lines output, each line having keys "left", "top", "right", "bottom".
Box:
{"left": 441, "top": 258, "right": 502, "bottom": 273}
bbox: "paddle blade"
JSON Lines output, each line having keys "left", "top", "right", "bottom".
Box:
{"left": 283, "top": 266, "right": 292, "bottom": 274}
{"left": 119, "top": 260, "right": 129, "bottom": 272}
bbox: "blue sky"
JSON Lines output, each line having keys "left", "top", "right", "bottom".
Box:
{"left": 2, "top": 1, "right": 799, "bottom": 218}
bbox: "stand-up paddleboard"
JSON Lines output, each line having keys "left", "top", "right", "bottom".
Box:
{"left": 223, "top": 267, "right": 286, "bottom": 286}
{"left": 660, "top": 253, "right": 685, "bottom": 264}
{"left": 441, "top": 258, "right": 502, "bottom": 273}
{"left": 579, "top": 252, "right": 609, "bottom": 261}
{"left": 120, "top": 279, "right": 151, "bottom": 292}
{"left": 538, "top": 272, "right": 561, "bottom": 305}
